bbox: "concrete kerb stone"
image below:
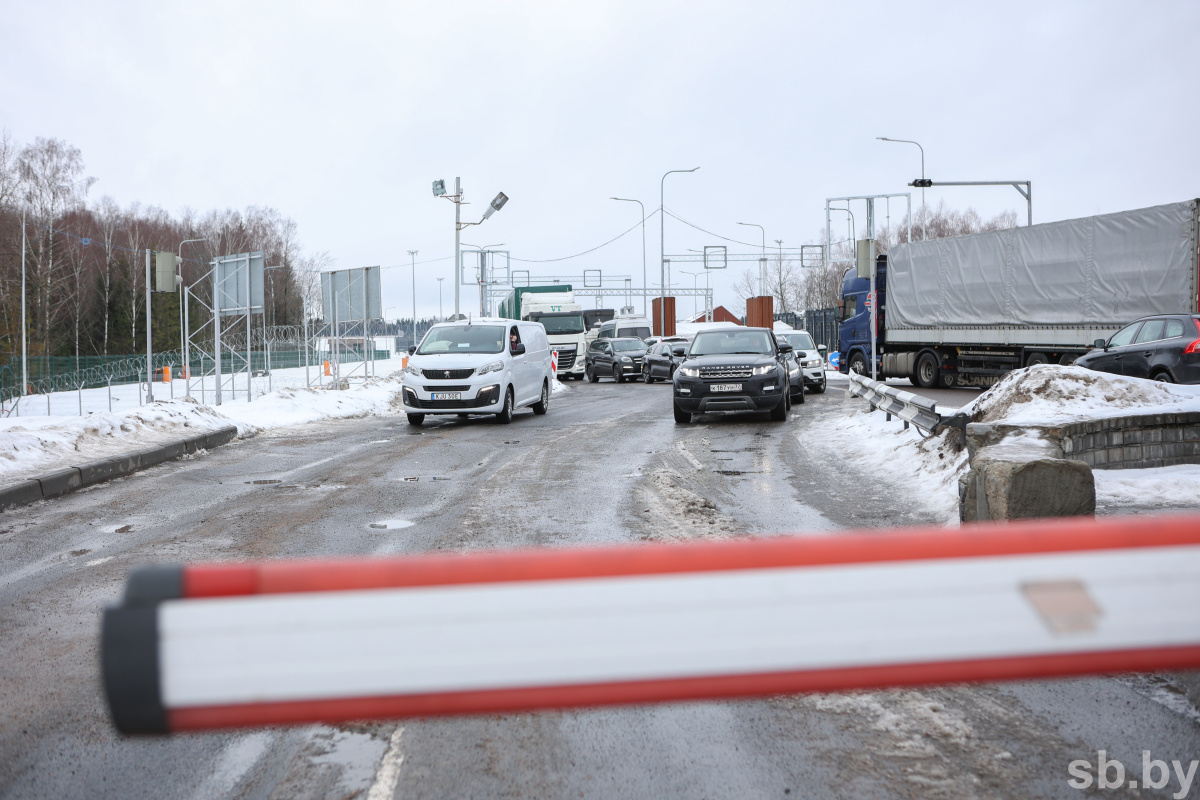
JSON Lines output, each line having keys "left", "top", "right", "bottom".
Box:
{"left": 0, "top": 480, "right": 45, "bottom": 510}
{"left": 0, "top": 425, "right": 240, "bottom": 512}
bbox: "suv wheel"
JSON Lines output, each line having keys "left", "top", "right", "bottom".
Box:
{"left": 673, "top": 403, "right": 691, "bottom": 424}
{"left": 586, "top": 362, "right": 599, "bottom": 383}
{"left": 770, "top": 392, "right": 789, "bottom": 421}
{"left": 613, "top": 364, "right": 624, "bottom": 383}
{"left": 643, "top": 366, "right": 654, "bottom": 384}
{"left": 794, "top": 381, "right": 805, "bottom": 404}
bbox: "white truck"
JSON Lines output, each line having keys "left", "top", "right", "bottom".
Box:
{"left": 511, "top": 291, "right": 589, "bottom": 380}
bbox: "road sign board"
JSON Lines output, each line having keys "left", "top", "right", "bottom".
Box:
{"left": 102, "top": 514, "right": 1200, "bottom": 733}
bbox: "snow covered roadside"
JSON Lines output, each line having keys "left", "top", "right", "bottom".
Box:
{"left": 809, "top": 366, "right": 1200, "bottom": 525}
{"left": 0, "top": 372, "right": 405, "bottom": 486}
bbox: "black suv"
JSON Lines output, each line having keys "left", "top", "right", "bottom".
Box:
{"left": 672, "top": 327, "right": 794, "bottom": 423}
{"left": 585, "top": 337, "right": 648, "bottom": 383}
{"left": 1075, "top": 314, "right": 1200, "bottom": 383}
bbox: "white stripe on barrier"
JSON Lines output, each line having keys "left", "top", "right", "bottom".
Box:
{"left": 160, "top": 546, "right": 1200, "bottom": 709}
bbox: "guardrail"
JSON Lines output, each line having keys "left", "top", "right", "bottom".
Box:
{"left": 847, "top": 371, "right": 944, "bottom": 435}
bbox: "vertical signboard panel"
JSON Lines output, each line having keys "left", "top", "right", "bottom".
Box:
{"left": 214, "top": 252, "right": 265, "bottom": 316}
{"left": 320, "top": 267, "right": 382, "bottom": 322}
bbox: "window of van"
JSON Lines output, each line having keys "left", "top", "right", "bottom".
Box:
{"left": 617, "top": 326, "right": 650, "bottom": 340}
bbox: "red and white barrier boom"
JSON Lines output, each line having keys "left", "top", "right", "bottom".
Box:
{"left": 102, "top": 515, "right": 1200, "bottom": 734}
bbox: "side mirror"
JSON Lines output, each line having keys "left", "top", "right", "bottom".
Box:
{"left": 511, "top": 343, "right": 526, "bottom": 355}
{"left": 778, "top": 342, "right": 794, "bottom": 353}
{"left": 407, "top": 346, "right": 416, "bottom": 355}
{"left": 818, "top": 344, "right": 827, "bottom": 353}
{"left": 672, "top": 346, "right": 687, "bottom": 357}
{"left": 1093, "top": 338, "right": 1107, "bottom": 350}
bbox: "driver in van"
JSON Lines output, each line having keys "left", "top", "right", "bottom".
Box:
{"left": 509, "top": 327, "right": 521, "bottom": 352}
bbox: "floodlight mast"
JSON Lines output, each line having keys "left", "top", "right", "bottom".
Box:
{"left": 434, "top": 179, "right": 508, "bottom": 319}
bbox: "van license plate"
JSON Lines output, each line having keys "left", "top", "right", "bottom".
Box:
{"left": 431, "top": 392, "right": 461, "bottom": 400}
{"left": 710, "top": 384, "right": 742, "bottom": 392}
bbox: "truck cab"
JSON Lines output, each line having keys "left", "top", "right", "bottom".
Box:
{"left": 838, "top": 256, "right": 887, "bottom": 376}
{"left": 522, "top": 294, "right": 588, "bottom": 380}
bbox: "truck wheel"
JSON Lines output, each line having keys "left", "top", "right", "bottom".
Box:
{"left": 1025, "top": 352, "right": 1049, "bottom": 367}
{"left": 1058, "top": 354, "right": 1077, "bottom": 366}
{"left": 586, "top": 363, "right": 599, "bottom": 383}
{"left": 915, "top": 352, "right": 939, "bottom": 389}
{"left": 848, "top": 352, "right": 867, "bottom": 375}
{"left": 673, "top": 403, "right": 691, "bottom": 424}
{"left": 407, "top": 413, "right": 425, "bottom": 426}
{"left": 532, "top": 381, "right": 549, "bottom": 415}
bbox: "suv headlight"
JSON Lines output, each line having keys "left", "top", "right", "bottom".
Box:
{"left": 621, "top": 356, "right": 633, "bottom": 363}
{"left": 752, "top": 364, "right": 775, "bottom": 376}
{"left": 404, "top": 361, "right": 421, "bottom": 377}
{"left": 677, "top": 366, "right": 699, "bottom": 377}
{"left": 804, "top": 358, "right": 821, "bottom": 368}
{"left": 477, "top": 360, "right": 504, "bottom": 375}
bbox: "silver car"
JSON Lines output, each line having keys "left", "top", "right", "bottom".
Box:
{"left": 779, "top": 331, "right": 827, "bottom": 393}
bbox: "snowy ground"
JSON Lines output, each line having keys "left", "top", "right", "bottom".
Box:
{"left": 808, "top": 365, "right": 1200, "bottom": 524}
{"left": 0, "top": 356, "right": 571, "bottom": 485}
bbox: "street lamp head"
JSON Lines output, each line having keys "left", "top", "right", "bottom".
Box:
{"left": 432, "top": 179, "right": 446, "bottom": 197}
{"left": 480, "top": 192, "right": 508, "bottom": 221}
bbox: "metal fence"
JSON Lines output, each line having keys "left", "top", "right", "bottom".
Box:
{"left": 772, "top": 308, "right": 840, "bottom": 354}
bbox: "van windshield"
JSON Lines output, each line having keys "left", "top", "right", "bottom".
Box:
{"left": 617, "top": 326, "right": 650, "bottom": 340}
{"left": 528, "top": 312, "right": 585, "bottom": 334}
{"left": 417, "top": 325, "right": 506, "bottom": 355}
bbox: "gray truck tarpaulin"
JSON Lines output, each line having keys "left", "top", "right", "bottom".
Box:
{"left": 887, "top": 200, "right": 1197, "bottom": 331}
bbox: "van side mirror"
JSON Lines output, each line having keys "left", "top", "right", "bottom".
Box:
{"left": 511, "top": 343, "right": 526, "bottom": 355}
{"left": 407, "top": 346, "right": 416, "bottom": 355}
{"left": 1093, "top": 338, "right": 1107, "bottom": 350}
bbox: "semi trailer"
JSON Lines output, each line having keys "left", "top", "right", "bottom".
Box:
{"left": 838, "top": 199, "right": 1200, "bottom": 388}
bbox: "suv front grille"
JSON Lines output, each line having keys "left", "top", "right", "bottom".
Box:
{"left": 700, "top": 366, "right": 753, "bottom": 379}
{"left": 422, "top": 368, "right": 475, "bottom": 380}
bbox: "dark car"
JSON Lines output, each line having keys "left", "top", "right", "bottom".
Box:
{"left": 585, "top": 337, "right": 647, "bottom": 383}
{"left": 1075, "top": 314, "right": 1200, "bottom": 383}
{"left": 642, "top": 341, "right": 689, "bottom": 383}
{"left": 672, "top": 327, "right": 793, "bottom": 423}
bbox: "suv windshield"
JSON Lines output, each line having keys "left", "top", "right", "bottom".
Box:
{"left": 417, "top": 325, "right": 506, "bottom": 355}
{"left": 528, "top": 312, "right": 585, "bottom": 334}
{"left": 690, "top": 329, "right": 775, "bottom": 356}
{"left": 783, "top": 332, "right": 816, "bottom": 350}
{"left": 612, "top": 339, "right": 646, "bottom": 352}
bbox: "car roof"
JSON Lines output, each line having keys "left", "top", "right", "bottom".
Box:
{"left": 610, "top": 337, "right": 646, "bottom": 343}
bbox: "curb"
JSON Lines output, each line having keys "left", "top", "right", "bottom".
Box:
{"left": 0, "top": 426, "right": 239, "bottom": 512}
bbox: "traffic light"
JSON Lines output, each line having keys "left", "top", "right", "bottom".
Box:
{"left": 910, "top": 178, "right": 933, "bottom": 188}
{"left": 153, "top": 251, "right": 182, "bottom": 293}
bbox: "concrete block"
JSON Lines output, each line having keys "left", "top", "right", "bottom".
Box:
{"left": 204, "top": 426, "right": 238, "bottom": 450}
{"left": 1110, "top": 430, "right": 1123, "bottom": 446}
{"left": 1092, "top": 449, "right": 1108, "bottom": 467}
{"left": 960, "top": 456, "right": 1095, "bottom": 522}
{"left": 0, "top": 480, "right": 45, "bottom": 510}
{"left": 75, "top": 458, "right": 122, "bottom": 487}
{"left": 38, "top": 468, "right": 83, "bottom": 499}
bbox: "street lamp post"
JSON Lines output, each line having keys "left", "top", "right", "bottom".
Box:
{"left": 877, "top": 137, "right": 926, "bottom": 241}
{"left": 20, "top": 205, "right": 27, "bottom": 397}
{"left": 680, "top": 270, "right": 701, "bottom": 318}
{"left": 436, "top": 277, "right": 444, "bottom": 320}
{"left": 660, "top": 168, "right": 699, "bottom": 336}
{"left": 737, "top": 222, "right": 766, "bottom": 298}
{"left": 408, "top": 250, "right": 418, "bottom": 349}
{"left": 611, "top": 197, "right": 646, "bottom": 315}
{"left": 434, "top": 178, "right": 508, "bottom": 320}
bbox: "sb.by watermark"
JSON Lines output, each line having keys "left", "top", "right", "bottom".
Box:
{"left": 1068, "top": 751, "right": 1197, "bottom": 798}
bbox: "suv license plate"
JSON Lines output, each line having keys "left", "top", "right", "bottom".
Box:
{"left": 710, "top": 384, "right": 742, "bottom": 392}
{"left": 431, "top": 392, "right": 461, "bottom": 400}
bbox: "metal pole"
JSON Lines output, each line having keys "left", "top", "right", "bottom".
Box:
{"left": 107, "top": 378, "right": 112, "bottom": 412}
{"left": 304, "top": 300, "right": 310, "bottom": 387}
{"left": 437, "top": 277, "right": 444, "bottom": 320}
{"left": 213, "top": 259, "right": 222, "bottom": 406}
{"left": 612, "top": 198, "right": 646, "bottom": 314}
{"left": 660, "top": 168, "right": 699, "bottom": 337}
{"left": 454, "top": 177, "right": 461, "bottom": 319}
{"left": 183, "top": 289, "right": 191, "bottom": 397}
{"left": 867, "top": 199, "right": 878, "bottom": 381}
{"left": 737, "top": 223, "right": 766, "bottom": 298}
{"left": 409, "top": 250, "right": 418, "bottom": 346}
{"left": 245, "top": 258, "right": 251, "bottom": 402}
{"left": 878, "top": 138, "right": 926, "bottom": 241}
{"left": 20, "top": 207, "right": 27, "bottom": 396}
{"left": 145, "top": 250, "right": 154, "bottom": 402}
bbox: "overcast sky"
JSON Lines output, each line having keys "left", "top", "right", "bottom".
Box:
{"left": 4, "top": 0, "right": 1198, "bottom": 319}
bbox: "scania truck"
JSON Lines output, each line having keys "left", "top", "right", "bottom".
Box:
{"left": 498, "top": 285, "right": 589, "bottom": 379}
{"left": 839, "top": 199, "right": 1200, "bottom": 388}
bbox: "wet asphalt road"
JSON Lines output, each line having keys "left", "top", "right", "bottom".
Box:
{"left": 1, "top": 374, "right": 1198, "bottom": 799}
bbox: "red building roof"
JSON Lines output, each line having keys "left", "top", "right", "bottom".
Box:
{"left": 687, "top": 306, "right": 742, "bottom": 324}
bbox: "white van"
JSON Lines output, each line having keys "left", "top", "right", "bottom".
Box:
{"left": 403, "top": 318, "right": 554, "bottom": 426}
{"left": 595, "top": 314, "right": 654, "bottom": 342}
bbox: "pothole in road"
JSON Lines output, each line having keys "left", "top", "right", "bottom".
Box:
{"left": 246, "top": 479, "right": 283, "bottom": 485}
{"left": 368, "top": 520, "right": 415, "bottom": 531}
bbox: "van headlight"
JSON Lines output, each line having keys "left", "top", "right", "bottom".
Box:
{"left": 752, "top": 364, "right": 775, "bottom": 375}
{"left": 477, "top": 360, "right": 504, "bottom": 375}
{"left": 404, "top": 361, "right": 421, "bottom": 377}
{"left": 677, "top": 366, "right": 699, "bottom": 377}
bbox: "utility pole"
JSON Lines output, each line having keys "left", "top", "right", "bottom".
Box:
{"left": 409, "top": 250, "right": 419, "bottom": 349}
{"left": 437, "top": 277, "right": 444, "bottom": 320}
{"left": 145, "top": 250, "right": 154, "bottom": 402}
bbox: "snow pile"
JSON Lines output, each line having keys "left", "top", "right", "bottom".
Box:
{"left": 0, "top": 373, "right": 404, "bottom": 485}
{"left": 961, "top": 364, "right": 1200, "bottom": 426}
{"left": 805, "top": 401, "right": 969, "bottom": 525}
